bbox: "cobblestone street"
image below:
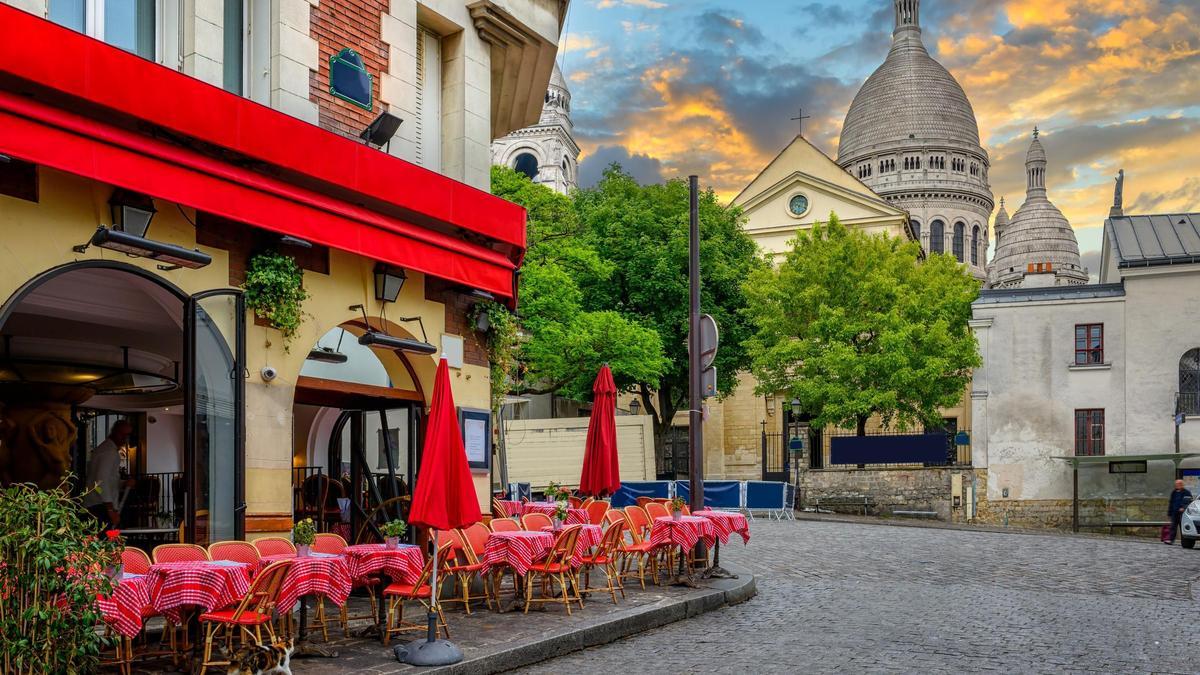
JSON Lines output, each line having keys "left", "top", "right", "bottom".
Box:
{"left": 516, "top": 519, "right": 1200, "bottom": 674}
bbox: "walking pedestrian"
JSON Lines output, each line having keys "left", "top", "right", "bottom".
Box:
{"left": 1167, "top": 479, "right": 1192, "bottom": 544}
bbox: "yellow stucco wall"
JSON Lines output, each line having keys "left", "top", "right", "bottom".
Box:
{"left": 0, "top": 167, "right": 495, "bottom": 529}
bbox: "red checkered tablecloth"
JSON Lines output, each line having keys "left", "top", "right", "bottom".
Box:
{"left": 694, "top": 509, "right": 751, "bottom": 545}
{"left": 98, "top": 573, "right": 152, "bottom": 638}
{"left": 648, "top": 516, "right": 717, "bottom": 551}
{"left": 342, "top": 544, "right": 424, "bottom": 585}
{"left": 259, "top": 554, "right": 352, "bottom": 611}
{"left": 146, "top": 561, "right": 251, "bottom": 624}
{"left": 520, "top": 503, "right": 589, "bottom": 525}
{"left": 481, "top": 531, "right": 554, "bottom": 576}
{"left": 541, "top": 524, "right": 603, "bottom": 566}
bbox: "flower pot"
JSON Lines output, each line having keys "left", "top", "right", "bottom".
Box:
{"left": 385, "top": 537, "right": 399, "bottom": 550}
{"left": 552, "top": 518, "right": 563, "bottom": 531}
{"left": 671, "top": 510, "right": 682, "bottom": 521}
{"left": 297, "top": 544, "right": 311, "bottom": 557}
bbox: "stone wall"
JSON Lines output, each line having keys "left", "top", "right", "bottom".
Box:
{"left": 801, "top": 467, "right": 974, "bottom": 521}
{"left": 972, "top": 471, "right": 1166, "bottom": 535}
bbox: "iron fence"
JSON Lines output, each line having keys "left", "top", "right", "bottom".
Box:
{"left": 122, "top": 471, "right": 183, "bottom": 528}
{"left": 657, "top": 426, "right": 690, "bottom": 480}
{"left": 1178, "top": 392, "right": 1200, "bottom": 417}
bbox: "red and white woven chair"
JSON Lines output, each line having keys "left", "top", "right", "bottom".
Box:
{"left": 580, "top": 521, "right": 626, "bottom": 605}
{"left": 252, "top": 537, "right": 296, "bottom": 557}
{"left": 197, "top": 560, "right": 293, "bottom": 675}
{"left": 617, "top": 507, "right": 659, "bottom": 589}
{"left": 521, "top": 512, "right": 553, "bottom": 531}
{"left": 152, "top": 543, "right": 211, "bottom": 563}
{"left": 523, "top": 525, "right": 583, "bottom": 615}
{"left": 208, "top": 541, "right": 261, "bottom": 568}
{"left": 382, "top": 540, "right": 453, "bottom": 646}
{"left": 441, "top": 525, "right": 491, "bottom": 614}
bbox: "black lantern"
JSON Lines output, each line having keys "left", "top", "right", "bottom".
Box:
{"left": 630, "top": 399, "right": 640, "bottom": 415}
{"left": 374, "top": 264, "right": 407, "bottom": 303}
{"left": 790, "top": 398, "right": 801, "bottom": 417}
{"left": 109, "top": 188, "right": 157, "bottom": 237}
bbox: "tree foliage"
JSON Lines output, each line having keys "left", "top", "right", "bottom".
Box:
{"left": 489, "top": 166, "right": 668, "bottom": 403}
{"left": 744, "top": 214, "right": 980, "bottom": 434}
{"left": 573, "top": 167, "right": 763, "bottom": 446}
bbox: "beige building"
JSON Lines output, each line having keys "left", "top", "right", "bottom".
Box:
{"left": 0, "top": 0, "right": 566, "bottom": 544}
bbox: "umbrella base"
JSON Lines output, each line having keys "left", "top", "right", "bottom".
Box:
{"left": 394, "top": 639, "right": 464, "bottom": 666}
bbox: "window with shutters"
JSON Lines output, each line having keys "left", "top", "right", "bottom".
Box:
{"left": 415, "top": 27, "right": 442, "bottom": 171}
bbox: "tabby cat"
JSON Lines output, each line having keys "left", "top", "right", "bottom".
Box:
{"left": 222, "top": 639, "right": 294, "bottom": 675}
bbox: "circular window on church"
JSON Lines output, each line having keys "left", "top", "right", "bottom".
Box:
{"left": 514, "top": 153, "right": 539, "bottom": 180}
{"left": 787, "top": 193, "right": 810, "bottom": 218}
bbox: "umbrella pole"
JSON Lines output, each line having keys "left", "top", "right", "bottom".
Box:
{"left": 395, "top": 529, "right": 464, "bottom": 666}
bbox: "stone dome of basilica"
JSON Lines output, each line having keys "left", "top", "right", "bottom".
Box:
{"left": 838, "top": 3, "right": 980, "bottom": 161}
{"left": 836, "top": 0, "right": 994, "bottom": 281}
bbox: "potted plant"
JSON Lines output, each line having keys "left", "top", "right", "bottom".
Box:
{"left": 670, "top": 497, "right": 686, "bottom": 521}
{"left": 242, "top": 251, "right": 310, "bottom": 351}
{"left": 381, "top": 519, "right": 407, "bottom": 550}
{"left": 553, "top": 500, "right": 570, "bottom": 530}
{"left": 544, "top": 481, "right": 560, "bottom": 504}
{"left": 293, "top": 517, "right": 316, "bottom": 556}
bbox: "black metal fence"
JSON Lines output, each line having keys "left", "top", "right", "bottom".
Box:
{"left": 1178, "top": 392, "right": 1200, "bottom": 417}
{"left": 766, "top": 427, "right": 972, "bottom": 470}
{"left": 657, "top": 426, "right": 690, "bottom": 480}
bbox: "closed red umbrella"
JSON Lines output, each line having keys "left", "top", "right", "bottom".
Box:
{"left": 579, "top": 364, "right": 621, "bottom": 497}
{"left": 398, "top": 357, "right": 479, "bottom": 666}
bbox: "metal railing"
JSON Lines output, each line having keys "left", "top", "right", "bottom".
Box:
{"left": 122, "top": 471, "right": 183, "bottom": 528}
{"left": 1177, "top": 392, "right": 1200, "bottom": 417}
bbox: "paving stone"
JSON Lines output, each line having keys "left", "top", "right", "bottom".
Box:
{"left": 515, "top": 519, "right": 1200, "bottom": 674}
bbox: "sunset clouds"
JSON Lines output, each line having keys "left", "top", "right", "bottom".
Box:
{"left": 562, "top": 0, "right": 1200, "bottom": 257}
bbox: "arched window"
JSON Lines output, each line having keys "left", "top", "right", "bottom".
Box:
{"left": 513, "top": 153, "right": 539, "bottom": 180}
{"left": 971, "top": 225, "right": 980, "bottom": 265}
{"left": 930, "top": 220, "right": 945, "bottom": 253}
{"left": 952, "top": 222, "right": 965, "bottom": 262}
{"left": 1180, "top": 349, "right": 1200, "bottom": 415}
{"left": 911, "top": 220, "right": 921, "bottom": 247}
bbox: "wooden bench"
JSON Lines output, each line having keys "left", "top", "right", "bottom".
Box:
{"left": 892, "top": 510, "right": 938, "bottom": 519}
{"left": 1108, "top": 520, "right": 1168, "bottom": 534}
{"left": 815, "top": 496, "right": 874, "bottom": 516}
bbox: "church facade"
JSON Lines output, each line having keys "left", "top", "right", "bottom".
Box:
{"left": 491, "top": 64, "right": 580, "bottom": 196}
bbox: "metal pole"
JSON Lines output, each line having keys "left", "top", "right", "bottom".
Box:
{"left": 1072, "top": 462, "right": 1079, "bottom": 533}
{"left": 687, "top": 175, "right": 704, "bottom": 514}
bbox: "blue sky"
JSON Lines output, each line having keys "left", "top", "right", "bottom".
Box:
{"left": 556, "top": 0, "right": 1200, "bottom": 267}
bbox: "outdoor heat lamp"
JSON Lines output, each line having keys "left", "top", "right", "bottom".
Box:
{"left": 74, "top": 227, "right": 212, "bottom": 269}
{"left": 109, "top": 188, "right": 157, "bottom": 237}
{"left": 358, "top": 330, "right": 437, "bottom": 355}
{"left": 374, "top": 264, "right": 407, "bottom": 303}
{"left": 360, "top": 111, "right": 403, "bottom": 149}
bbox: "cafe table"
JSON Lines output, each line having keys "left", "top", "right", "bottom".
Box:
{"left": 540, "top": 523, "right": 603, "bottom": 566}
{"left": 98, "top": 572, "right": 153, "bottom": 638}
{"left": 648, "top": 516, "right": 718, "bottom": 586}
{"left": 342, "top": 543, "right": 424, "bottom": 585}
{"left": 481, "top": 530, "right": 555, "bottom": 612}
{"left": 260, "top": 552, "right": 352, "bottom": 647}
{"left": 692, "top": 509, "right": 750, "bottom": 578}
{"left": 520, "top": 502, "right": 589, "bottom": 525}
{"left": 146, "top": 560, "right": 251, "bottom": 625}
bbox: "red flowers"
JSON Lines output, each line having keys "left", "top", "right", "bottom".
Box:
{"left": 105, "top": 529, "right": 121, "bottom": 541}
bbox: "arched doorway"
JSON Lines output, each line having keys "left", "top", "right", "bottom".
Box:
{"left": 292, "top": 323, "right": 428, "bottom": 543}
{"left": 0, "top": 261, "right": 245, "bottom": 545}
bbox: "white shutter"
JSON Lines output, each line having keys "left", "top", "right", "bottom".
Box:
{"left": 415, "top": 27, "right": 441, "bottom": 170}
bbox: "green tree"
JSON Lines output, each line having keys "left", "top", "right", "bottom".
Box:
{"left": 574, "top": 166, "right": 763, "bottom": 453}
{"left": 488, "top": 166, "right": 668, "bottom": 405}
{"left": 744, "top": 214, "right": 980, "bottom": 435}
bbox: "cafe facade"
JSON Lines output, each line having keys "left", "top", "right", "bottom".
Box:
{"left": 0, "top": 0, "right": 566, "bottom": 544}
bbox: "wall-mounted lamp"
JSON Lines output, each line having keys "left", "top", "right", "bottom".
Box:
{"left": 790, "top": 398, "right": 802, "bottom": 418}
{"left": 109, "top": 188, "right": 157, "bottom": 238}
{"left": 765, "top": 394, "right": 776, "bottom": 416}
{"left": 374, "top": 264, "right": 407, "bottom": 303}
{"left": 360, "top": 111, "right": 403, "bottom": 149}
{"left": 630, "top": 399, "right": 640, "bottom": 415}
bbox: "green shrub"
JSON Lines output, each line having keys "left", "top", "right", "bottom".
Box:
{"left": 0, "top": 481, "right": 119, "bottom": 674}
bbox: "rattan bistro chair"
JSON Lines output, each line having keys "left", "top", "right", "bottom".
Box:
{"left": 382, "top": 540, "right": 454, "bottom": 646}
{"left": 198, "top": 560, "right": 293, "bottom": 675}
{"left": 580, "top": 521, "right": 626, "bottom": 604}
{"left": 523, "top": 525, "right": 583, "bottom": 615}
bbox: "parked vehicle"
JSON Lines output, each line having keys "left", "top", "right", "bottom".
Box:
{"left": 1179, "top": 497, "right": 1199, "bottom": 548}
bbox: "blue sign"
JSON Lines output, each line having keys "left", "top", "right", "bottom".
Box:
{"left": 329, "top": 48, "right": 372, "bottom": 110}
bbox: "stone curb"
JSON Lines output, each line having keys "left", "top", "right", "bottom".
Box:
{"left": 422, "top": 565, "right": 757, "bottom": 675}
{"left": 792, "top": 511, "right": 1169, "bottom": 543}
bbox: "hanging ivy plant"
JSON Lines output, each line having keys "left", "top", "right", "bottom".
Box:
{"left": 243, "top": 251, "right": 309, "bottom": 351}
{"left": 471, "top": 300, "right": 519, "bottom": 415}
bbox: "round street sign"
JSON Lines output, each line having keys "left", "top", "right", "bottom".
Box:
{"left": 699, "top": 314, "right": 719, "bottom": 369}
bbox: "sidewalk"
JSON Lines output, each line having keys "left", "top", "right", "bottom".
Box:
{"left": 290, "top": 564, "right": 756, "bottom": 675}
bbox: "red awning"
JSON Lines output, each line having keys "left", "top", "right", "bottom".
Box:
{"left": 0, "top": 5, "right": 525, "bottom": 301}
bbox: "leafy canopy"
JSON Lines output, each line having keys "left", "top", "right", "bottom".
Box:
{"left": 490, "top": 166, "right": 667, "bottom": 402}
{"left": 744, "top": 214, "right": 980, "bottom": 433}
{"left": 573, "top": 166, "right": 763, "bottom": 431}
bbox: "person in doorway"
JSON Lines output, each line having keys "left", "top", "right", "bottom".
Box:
{"left": 82, "top": 419, "right": 133, "bottom": 530}
{"left": 1167, "top": 479, "right": 1193, "bottom": 544}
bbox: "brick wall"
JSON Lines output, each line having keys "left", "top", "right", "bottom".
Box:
{"left": 424, "top": 278, "right": 488, "bottom": 367}
{"left": 310, "top": 0, "right": 388, "bottom": 138}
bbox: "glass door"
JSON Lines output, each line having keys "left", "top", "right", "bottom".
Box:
{"left": 185, "top": 290, "right": 246, "bottom": 545}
